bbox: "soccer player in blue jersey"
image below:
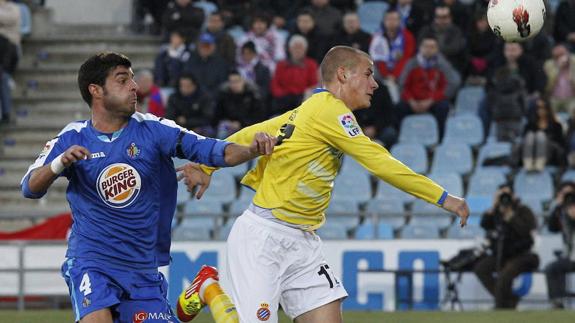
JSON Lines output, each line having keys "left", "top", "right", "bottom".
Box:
{"left": 20, "top": 52, "right": 274, "bottom": 323}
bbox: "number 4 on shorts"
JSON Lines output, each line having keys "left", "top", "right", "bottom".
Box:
{"left": 79, "top": 273, "right": 92, "bottom": 296}
{"left": 317, "top": 264, "right": 339, "bottom": 288}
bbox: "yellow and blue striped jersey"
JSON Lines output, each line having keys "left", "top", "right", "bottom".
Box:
{"left": 207, "top": 89, "right": 447, "bottom": 230}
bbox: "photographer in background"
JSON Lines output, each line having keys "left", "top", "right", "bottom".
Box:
{"left": 473, "top": 185, "right": 539, "bottom": 309}
{"left": 545, "top": 181, "right": 575, "bottom": 309}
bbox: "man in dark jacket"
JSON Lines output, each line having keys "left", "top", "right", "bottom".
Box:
{"left": 162, "top": 0, "right": 204, "bottom": 42}
{"left": 213, "top": 71, "right": 265, "bottom": 138}
{"left": 473, "top": 185, "right": 539, "bottom": 309}
{"left": 184, "top": 32, "right": 230, "bottom": 97}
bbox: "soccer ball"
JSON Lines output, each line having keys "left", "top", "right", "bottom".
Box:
{"left": 487, "top": 0, "right": 546, "bottom": 42}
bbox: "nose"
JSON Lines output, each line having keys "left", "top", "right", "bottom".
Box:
{"left": 130, "top": 79, "right": 139, "bottom": 92}
{"left": 371, "top": 78, "right": 379, "bottom": 90}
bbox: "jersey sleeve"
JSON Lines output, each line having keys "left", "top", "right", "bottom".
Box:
{"left": 312, "top": 104, "right": 447, "bottom": 205}
{"left": 153, "top": 117, "right": 231, "bottom": 167}
{"left": 199, "top": 110, "right": 293, "bottom": 175}
{"left": 21, "top": 135, "right": 70, "bottom": 198}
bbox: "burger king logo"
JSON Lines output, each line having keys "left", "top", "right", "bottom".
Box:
{"left": 97, "top": 163, "right": 141, "bottom": 208}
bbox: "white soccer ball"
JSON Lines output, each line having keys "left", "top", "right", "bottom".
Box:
{"left": 487, "top": 0, "right": 546, "bottom": 42}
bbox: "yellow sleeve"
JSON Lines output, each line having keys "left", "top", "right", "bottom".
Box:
{"left": 200, "top": 110, "right": 293, "bottom": 175}
{"left": 312, "top": 105, "right": 447, "bottom": 205}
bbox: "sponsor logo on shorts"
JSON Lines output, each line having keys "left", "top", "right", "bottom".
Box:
{"left": 82, "top": 297, "right": 91, "bottom": 308}
{"left": 133, "top": 311, "right": 173, "bottom": 323}
{"left": 256, "top": 303, "right": 271, "bottom": 321}
{"left": 127, "top": 142, "right": 141, "bottom": 159}
{"left": 97, "top": 163, "right": 141, "bottom": 208}
{"left": 338, "top": 113, "right": 362, "bottom": 137}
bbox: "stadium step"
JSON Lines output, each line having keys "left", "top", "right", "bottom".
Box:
{"left": 0, "top": 174, "right": 67, "bottom": 190}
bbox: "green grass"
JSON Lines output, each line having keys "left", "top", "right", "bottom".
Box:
{"left": 1, "top": 310, "right": 574, "bottom": 323}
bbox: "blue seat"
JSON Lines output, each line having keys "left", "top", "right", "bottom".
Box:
{"left": 399, "top": 114, "right": 439, "bottom": 147}
{"left": 172, "top": 157, "right": 188, "bottom": 169}
{"left": 317, "top": 222, "right": 348, "bottom": 240}
{"left": 513, "top": 169, "right": 554, "bottom": 204}
{"left": 401, "top": 224, "right": 441, "bottom": 239}
{"left": 17, "top": 3, "right": 32, "bottom": 35}
{"left": 326, "top": 200, "right": 361, "bottom": 229}
{"left": 339, "top": 156, "right": 368, "bottom": 178}
{"left": 476, "top": 141, "right": 513, "bottom": 175}
{"left": 219, "top": 163, "right": 248, "bottom": 179}
{"left": 357, "top": 1, "right": 389, "bottom": 34}
{"left": 160, "top": 87, "right": 175, "bottom": 106}
{"left": 201, "top": 171, "right": 236, "bottom": 203}
{"left": 465, "top": 195, "right": 492, "bottom": 216}
{"left": 333, "top": 173, "right": 372, "bottom": 204}
{"left": 228, "top": 199, "right": 251, "bottom": 217}
{"left": 365, "top": 199, "right": 404, "bottom": 216}
{"left": 443, "top": 115, "right": 484, "bottom": 147}
{"left": 446, "top": 224, "right": 483, "bottom": 239}
{"left": 375, "top": 182, "right": 415, "bottom": 204}
{"left": 217, "top": 217, "right": 237, "bottom": 240}
{"left": 467, "top": 168, "right": 507, "bottom": 198}
{"left": 390, "top": 142, "right": 428, "bottom": 174}
{"left": 430, "top": 143, "right": 473, "bottom": 176}
{"left": 561, "top": 169, "right": 575, "bottom": 183}
{"left": 454, "top": 86, "right": 485, "bottom": 115}
{"left": 410, "top": 200, "right": 453, "bottom": 227}
{"left": 521, "top": 197, "right": 544, "bottom": 217}
{"left": 177, "top": 181, "right": 190, "bottom": 206}
{"left": 355, "top": 221, "right": 376, "bottom": 240}
{"left": 237, "top": 185, "right": 256, "bottom": 202}
{"left": 194, "top": 0, "right": 218, "bottom": 16}
{"left": 377, "top": 223, "right": 395, "bottom": 239}
{"left": 184, "top": 199, "right": 224, "bottom": 217}
{"left": 172, "top": 226, "right": 211, "bottom": 241}
{"left": 429, "top": 173, "right": 463, "bottom": 197}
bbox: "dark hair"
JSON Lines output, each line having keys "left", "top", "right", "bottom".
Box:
{"left": 78, "top": 52, "right": 132, "bottom": 106}
{"left": 178, "top": 73, "right": 198, "bottom": 85}
{"left": 228, "top": 69, "right": 241, "bottom": 77}
{"left": 241, "top": 41, "right": 257, "bottom": 53}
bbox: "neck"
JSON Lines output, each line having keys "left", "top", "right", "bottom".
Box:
{"left": 324, "top": 83, "right": 354, "bottom": 110}
{"left": 91, "top": 106, "right": 130, "bottom": 133}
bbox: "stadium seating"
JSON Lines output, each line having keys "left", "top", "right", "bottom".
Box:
{"left": 429, "top": 173, "right": 463, "bottom": 197}
{"left": 375, "top": 182, "right": 416, "bottom": 204}
{"left": 476, "top": 141, "right": 513, "bottom": 175}
{"left": 172, "top": 225, "right": 211, "bottom": 241}
{"left": 410, "top": 200, "right": 453, "bottom": 228}
{"left": 454, "top": 86, "right": 485, "bottom": 115}
{"left": 317, "top": 221, "right": 349, "bottom": 239}
{"left": 199, "top": 171, "right": 237, "bottom": 203}
{"left": 430, "top": 143, "right": 473, "bottom": 176}
{"left": 401, "top": 224, "right": 441, "bottom": 239}
{"left": 445, "top": 223, "right": 483, "bottom": 239}
{"left": 332, "top": 172, "right": 372, "bottom": 204}
{"left": 176, "top": 181, "right": 190, "bottom": 206}
{"left": 443, "top": 115, "right": 484, "bottom": 147}
{"left": 465, "top": 195, "right": 492, "bottom": 216}
{"left": 398, "top": 114, "right": 439, "bottom": 147}
{"left": 364, "top": 199, "right": 406, "bottom": 228}
{"left": 513, "top": 169, "right": 554, "bottom": 205}
{"left": 325, "top": 199, "right": 362, "bottom": 229}
{"left": 357, "top": 1, "right": 389, "bottom": 34}
{"left": 561, "top": 169, "right": 575, "bottom": 183}
{"left": 467, "top": 168, "right": 507, "bottom": 198}
{"left": 390, "top": 142, "right": 428, "bottom": 174}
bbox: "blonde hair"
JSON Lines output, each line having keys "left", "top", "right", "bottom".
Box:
{"left": 319, "top": 46, "right": 370, "bottom": 84}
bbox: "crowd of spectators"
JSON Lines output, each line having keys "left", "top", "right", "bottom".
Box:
{"left": 137, "top": 0, "right": 575, "bottom": 170}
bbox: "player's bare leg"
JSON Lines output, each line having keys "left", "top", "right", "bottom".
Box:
{"left": 80, "top": 308, "right": 113, "bottom": 323}
{"left": 293, "top": 299, "right": 343, "bottom": 323}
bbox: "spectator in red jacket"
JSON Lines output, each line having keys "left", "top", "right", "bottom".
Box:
{"left": 369, "top": 9, "right": 416, "bottom": 103}
{"left": 135, "top": 69, "right": 166, "bottom": 117}
{"left": 270, "top": 35, "right": 318, "bottom": 116}
{"left": 397, "top": 35, "right": 461, "bottom": 139}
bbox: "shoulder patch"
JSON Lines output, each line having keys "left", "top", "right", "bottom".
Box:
{"left": 338, "top": 113, "right": 362, "bottom": 137}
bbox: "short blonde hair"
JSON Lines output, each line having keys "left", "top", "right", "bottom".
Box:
{"left": 319, "top": 46, "right": 370, "bottom": 84}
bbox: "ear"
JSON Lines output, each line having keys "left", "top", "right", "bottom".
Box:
{"left": 88, "top": 84, "right": 103, "bottom": 100}
{"left": 336, "top": 66, "right": 347, "bottom": 83}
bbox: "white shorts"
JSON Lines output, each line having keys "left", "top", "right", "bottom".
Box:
{"left": 224, "top": 210, "right": 348, "bottom": 323}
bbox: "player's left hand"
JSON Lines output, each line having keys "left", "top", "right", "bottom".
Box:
{"left": 442, "top": 194, "right": 470, "bottom": 227}
{"left": 177, "top": 163, "right": 212, "bottom": 199}
{"left": 249, "top": 132, "right": 277, "bottom": 156}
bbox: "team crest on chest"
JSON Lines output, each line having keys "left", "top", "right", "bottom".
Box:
{"left": 97, "top": 163, "right": 141, "bottom": 208}
{"left": 338, "top": 113, "right": 362, "bottom": 137}
{"left": 126, "top": 142, "right": 140, "bottom": 159}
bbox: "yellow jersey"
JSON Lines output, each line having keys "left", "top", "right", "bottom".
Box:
{"left": 205, "top": 90, "right": 446, "bottom": 230}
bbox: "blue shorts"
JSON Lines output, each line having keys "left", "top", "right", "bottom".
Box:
{"left": 61, "top": 258, "right": 174, "bottom": 322}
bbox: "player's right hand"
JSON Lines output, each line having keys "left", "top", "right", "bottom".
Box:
{"left": 61, "top": 145, "right": 91, "bottom": 167}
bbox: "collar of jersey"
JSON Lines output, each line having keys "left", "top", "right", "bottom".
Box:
{"left": 89, "top": 120, "right": 126, "bottom": 143}
{"left": 312, "top": 88, "right": 329, "bottom": 94}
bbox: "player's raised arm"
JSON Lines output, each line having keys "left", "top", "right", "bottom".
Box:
{"left": 223, "top": 131, "right": 277, "bottom": 166}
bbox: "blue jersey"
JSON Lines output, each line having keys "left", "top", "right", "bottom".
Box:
{"left": 22, "top": 112, "right": 230, "bottom": 270}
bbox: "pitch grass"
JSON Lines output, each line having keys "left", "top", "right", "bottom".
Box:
{"left": 1, "top": 310, "right": 574, "bottom": 323}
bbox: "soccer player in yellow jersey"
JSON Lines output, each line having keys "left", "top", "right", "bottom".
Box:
{"left": 179, "top": 46, "right": 470, "bottom": 323}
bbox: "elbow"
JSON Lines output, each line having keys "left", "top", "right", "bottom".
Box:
{"left": 21, "top": 176, "right": 46, "bottom": 199}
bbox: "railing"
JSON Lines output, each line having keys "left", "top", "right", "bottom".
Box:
{"left": 0, "top": 240, "right": 67, "bottom": 311}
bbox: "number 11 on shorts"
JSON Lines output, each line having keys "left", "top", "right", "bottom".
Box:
{"left": 317, "top": 264, "right": 339, "bottom": 288}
